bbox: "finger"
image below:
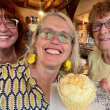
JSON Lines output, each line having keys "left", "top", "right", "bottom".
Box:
{"left": 100, "top": 83, "right": 107, "bottom": 89}
{"left": 107, "top": 86, "right": 110, "bottom": 93}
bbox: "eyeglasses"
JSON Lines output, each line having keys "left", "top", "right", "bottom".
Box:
{"left": 0, "top": 19, "right": 19, "bottom": 28}
{"left": 38, "top": 27, "right": 75, "bottom": 43}
{"left": 92, "top": 20, "right": 110, "bottom": 32}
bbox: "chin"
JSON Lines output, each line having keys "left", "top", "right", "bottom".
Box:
{"left": 45, "top": 62, "right": 60, "bottom": 68}
{"left": 100, "top": 48, "right": 110, "bottom": 51}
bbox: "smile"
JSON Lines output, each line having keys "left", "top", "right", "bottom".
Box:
{"left": 0, "top": 36, "right": 9, "bottom": 39}
{"left": 45, "top": 49, "right": 61, "bottom": 54}
{"left": 99, "top": 38, "right": 110, "bottom": 41}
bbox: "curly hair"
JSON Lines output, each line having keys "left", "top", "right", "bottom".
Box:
{"left": 21, "top": 9, "right": 81, "bottom": 74}
{"left": 87, "top": 0, "right": 110, "bottom": 39}
{"left": 0, "top": 0, "right": 27, "bottom": 58}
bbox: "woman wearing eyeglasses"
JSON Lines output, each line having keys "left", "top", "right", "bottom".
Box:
{"left": 0, "top": 0, "right": 27, "bottom": 64}
{"left": 0, "top": 10, "right": 81, "bottom": 109}
{"left": 1, "top": 9, "right": 110, "bottom": 109}
{"left": 87, "top": 0, "right": 110, "bottom": 83}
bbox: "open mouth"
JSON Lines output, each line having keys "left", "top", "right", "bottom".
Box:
{"left": 99, "top": 38, "right": 110, "bottom": 41}
{"left": 0, "top": 36, "right": 10, "bottom": 39}
{"left": 45, "top": 49, "right": 62, "bottom": 54}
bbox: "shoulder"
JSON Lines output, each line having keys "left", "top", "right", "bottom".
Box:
{"left": 0, "top": 61, "right": 30, "bottom": 79}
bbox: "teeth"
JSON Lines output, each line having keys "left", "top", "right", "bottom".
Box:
{"left": 0, "top": 36, "right": 9, "bottom": 39}
{"left": 46, "top": 49, "right": 60, "bottom": 54}
{"left": 100, "top": 38, "right": 110, "bottom": 41}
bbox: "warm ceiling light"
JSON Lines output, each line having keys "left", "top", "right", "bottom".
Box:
{"left": 39, "top": 11, "right": 44, "bottom": 15}
{"left": 39, "top": 0, "right": 43, "bottom": 16}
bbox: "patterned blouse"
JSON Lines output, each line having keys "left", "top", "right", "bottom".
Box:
{"left": 0, "top": 61, "right": 65, "bottom": 110}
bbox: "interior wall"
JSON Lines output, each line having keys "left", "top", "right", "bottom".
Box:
{"left": 19, "top": 7, "right": 76, "bottom": 32}
{"left": 19, "top": 7, "right": 40, "bottom": 32}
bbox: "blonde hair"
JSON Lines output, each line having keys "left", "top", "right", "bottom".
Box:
{"left": 21, "top": 10, "right": 80, "bottom": 74}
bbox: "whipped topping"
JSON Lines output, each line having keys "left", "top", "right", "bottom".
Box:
{"left": 59, "top": 73, "right": 95, "bottom": 102}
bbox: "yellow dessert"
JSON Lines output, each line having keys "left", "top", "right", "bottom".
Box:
{"left": 57, "top": 73, "right": 95, "bottom": 110}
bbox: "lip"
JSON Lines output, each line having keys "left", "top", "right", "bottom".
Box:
{"left": 44, "top": 48, "right": 62, "bottom": 55}
{"left": 99, "top": 38, "right": 110, "bottom": 41}
{"left": 0, "top": 35, "right": 10, "bottom": 40}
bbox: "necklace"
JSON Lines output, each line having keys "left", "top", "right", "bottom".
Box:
{"left": 0, "top": 49, "right": 12, "bottom": 59}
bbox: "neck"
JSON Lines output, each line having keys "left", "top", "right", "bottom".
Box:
{"left": 29, "top": 62, "right": 60, "bottom": 102}
{"left": 0, "top": 47, "right": 17, "bottom": 64}
{"left": 32, "top": 63, "right": 59, "bottom": 83}
{"left": 0, "top": 48, "right": 12, "bottom": 59}
{"left": 102, "top": 51, "right": 110, "bottom": 65}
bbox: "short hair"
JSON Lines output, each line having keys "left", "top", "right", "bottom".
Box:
{"left": 22, "top": 10, "right": 80, "bottom": 74}
{"left": 25, "top": 16, "right": 30, "bottom": 20}
{"left": 0, "top": 0, "right": 27, "bottom": 58}
{"left": 87, "top": 0, "right": 110, "bottom": 38}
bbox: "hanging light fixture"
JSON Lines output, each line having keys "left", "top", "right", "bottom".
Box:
{"left": 39, "top": 0, "right": 44, "bottom": 15}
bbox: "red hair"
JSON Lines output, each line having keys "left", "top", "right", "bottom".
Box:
{"left": 0, "top": 0, "right": 27, "bottom": 58}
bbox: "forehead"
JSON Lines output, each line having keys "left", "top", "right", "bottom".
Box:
{"left": 0, "top": 9, "right": 13, "bottom": 19}
{"left": 42, "top": 16, "right": 72, "bottom": 33}
{"left": 94, "top": 12, "right": 110, "bottom": 22}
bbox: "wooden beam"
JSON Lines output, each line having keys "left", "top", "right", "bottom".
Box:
{"left": 57, "top": 0, "right": 71, "bottom": 11}
{"left": 24, "top": 5, "right": 40, "bottom": 10}
{"left": 13, "top": 1, "right": 24, "bottom": 7}
{"left": 66, "top": 0, "right": 80, "bottom": 21}
{"left": 43, "top": 0, "right": 55, "bottom": 11}
{"left": 13, "top": 1, "right": 40, "bottom": 11}
{"left": 23, "top": 0, "right": 28, "bottom": 7}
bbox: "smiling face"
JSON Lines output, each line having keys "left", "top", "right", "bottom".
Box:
{"left": 0, "top": 10, "right": 18, "bottom": 49}
{"left": 35, "top": 16, "right": 72, "bottom": 69}
{"left": 93, "top": 12, "right": 110, "bottom": 51}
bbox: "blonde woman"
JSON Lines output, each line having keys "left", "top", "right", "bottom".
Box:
{"left": 0, "top": 10, "right": 110, "bottom": 110}
{"left": 0, "top": 10, "right": 80, "bottom": 110}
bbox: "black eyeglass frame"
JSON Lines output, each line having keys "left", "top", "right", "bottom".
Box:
{"left": 92, "top": 20, "right": 110, "bottom": 32}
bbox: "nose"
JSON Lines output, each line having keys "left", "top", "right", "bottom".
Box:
{"left": 0, "top": 22, "right": 9, "bottom": 32}
{"left": 100, "top": 23, "right": 108, "bottom": 34}
{"left": 50, "top": 34, "right": 60, "bottom": 45}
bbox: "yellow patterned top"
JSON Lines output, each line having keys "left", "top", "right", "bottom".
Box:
{"left": 0, "top": 61, "right": 65, "bottom": 110}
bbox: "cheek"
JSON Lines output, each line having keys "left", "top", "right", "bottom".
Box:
{"left": 71, "top": 44, "right": 73, "bottom": 52}
{"left": 93, "top": 32, "right": 99, "bottom": 44}
{"left": 35, "top": 37, "right": 45, "bottom": 53}
{"left": 10, "top": 28, "right": 18, "bottom": 37}
{"left": 65, "top": 45, "right": 72, "bottom": 55}
{"left": 93, "top": 32, "right": 98, "bottom": 39}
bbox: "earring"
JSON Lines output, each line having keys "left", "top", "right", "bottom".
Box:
{"left": 28, "top": 54, "right": 37, "bottom": 64}
{"left": 63, "top": 60, "right": 71, "bottom": 71}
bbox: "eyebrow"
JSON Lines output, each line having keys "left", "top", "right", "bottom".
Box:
{"left": 94, "top": 19, "right": 110, "bottom": 23}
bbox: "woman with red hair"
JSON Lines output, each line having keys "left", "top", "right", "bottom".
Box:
{"left": 0, "top": 0, "right": 27, "bottom": 64}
